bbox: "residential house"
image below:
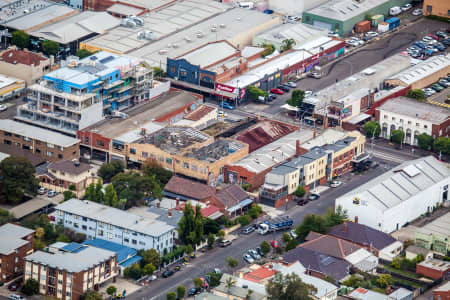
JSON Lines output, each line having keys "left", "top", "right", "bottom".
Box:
{"left": 416, "top": 259, "right": 450, "bottom": 280}
{"left": 433, "top": 282, "right": 450, "bottom": 300}
{"left": 25, "top": 244, "right": 117, "bottom": 300}
{"left": 348, "top": 287, "right": 413, "bottom": 300}
{"left": 0, "top": 224, "right": 34, "bottom": 281}
{"left": 328, "top": 221, "right": 403, "bottom": 261}
{"left": 405, "top": 246, "right": 434, "bottom": 261}
{"left": 164, "top": 176, "right": 216, "bottom": 202}
{"left": 38, "top": 160, "right": 96, "bottom": 198}
{"left": 54, "top": 199, "right": 175, "bottom": 253}
{"left": 215, "top": 184, "right": 253, "bottom": 217}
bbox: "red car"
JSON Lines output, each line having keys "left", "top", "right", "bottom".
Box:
{"left": 270, "top": 88, "right": 284, "bottom": 95}
{"left": 270, "top": 240, "right": 279, "bottom": 248}
{"left": 428, "top": 34, "right": 439, "bottom": 40}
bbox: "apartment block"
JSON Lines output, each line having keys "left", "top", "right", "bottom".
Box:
{"left": 54, "top": 199, "right": 175, "bottom": 253}
{"left": 25, "top": 244, "right": 117, "bottom": 300}
{"left": 0, "top": 223, "right": 35, "bottom": 282}
{"left": 0, "top": 119, "right": 80, "bottom": 162}
{"left": 16, "top": 51, "right": 153, "bottom": 137}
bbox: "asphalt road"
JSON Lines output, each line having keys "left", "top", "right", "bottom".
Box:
{"left": 129, "top": 157, "right": 398, "bottom": 300}
{"left": 0, "top": 96, "right": 26, "bottom": 120}
{"left": 261, "top": 17, "right": 449, "bottom": 115}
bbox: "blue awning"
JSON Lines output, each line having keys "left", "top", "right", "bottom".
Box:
{"left": 227, "top": 198, "right": 253, "bottom": 213}
{"left": 120, "top": 255, "right": 142, "bottom": 267}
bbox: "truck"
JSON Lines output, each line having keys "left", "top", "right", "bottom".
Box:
{"left": 385, "top": 17, "right": 400, "bottom": 31}
{"left": 257, "top": 216, "right": 293, "bottom": 235}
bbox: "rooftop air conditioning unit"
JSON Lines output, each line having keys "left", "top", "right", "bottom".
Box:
{"left": 137, "top": 31, "right": 145, "bottom": 39}
{"left": 219, "top": 24, "right": 226, "bottom": 28}
{"left": 131, "top": 16, "right": 144, "bottom": 26}
{"left": 159, "top": 49, "right": 168, "bottom": 54}
{"left": 126, "top": 19, "right": 136, "bottom": 28}
{"left": 185, "top": 36, "right": 192, "bottom": 42}
{"left": 196, "top": 33, "right": 204, "bottom": 38}
{"left": 144, "top": 31, "right": 153, "bottom": 40}
{"left": 211, "top": 27, "right": 217, "bottom": 32}
{"left": 172, "top": 44, "right": 179, "bottom": 48}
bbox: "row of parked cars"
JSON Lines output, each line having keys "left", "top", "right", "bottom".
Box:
{"left": 38, "top": 187, "right": 58, "bottom": 197}
{"left": 422, "top": 74, "right": 450, "bottom": 98}
{"left": 406, "top": 31, "right": 450, "bottom": 59}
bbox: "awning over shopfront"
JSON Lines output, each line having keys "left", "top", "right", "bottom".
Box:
{"left": 227, "top": 198, "right": 253, "bottom": 213}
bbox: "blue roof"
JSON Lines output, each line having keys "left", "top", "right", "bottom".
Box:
{"left": 83, "top": 239, "right": 137, "bottom": 263}
{"left": 120, "top": 255, "right": 142, "bottom": 267}
{"left": 62, "top": 242, "right": 83, "bottom": 252}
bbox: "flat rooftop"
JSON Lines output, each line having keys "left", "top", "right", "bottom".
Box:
{"left": 254, "top": 22, "right": 327, "bottom": 46}
{"left": 109, "top": 0, "right": 173, "bottom": 10}
{"left": 184, "top": 139, "right": 246, "bottom": 162}
{"left": 418, "top": 259, "right": 450, "bottom": 271}
{"left": 0, "top": 223, "right": 34, "bottom": 255}
{"left": 137, "top": 126, "right": 211, "bottom": 154}
{"left": 416, "top": 212, "right": 450, "bottom": 238}
{"left": 0, "top": 0, "right": 52, "bottom": 25}
{"left": 83, "top": 0, "right": 230, "bottom": 54}
{"left": 179, "top": 41, "right": 238, "bottom": 68}
{"left": 377, "top": 97, "right": 449, "bottom": 124}
{"left": 86, "top": 90, "right": 201, "bottom": 141}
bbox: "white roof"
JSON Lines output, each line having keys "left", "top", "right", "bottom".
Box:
{"left": 56, "top": 199, "right": 174, "bottom": 237}
{"left": 0, "top": 223, "right": 34, "bottom": 255}
{"left": 106, "top": 3, "right": 144, "bottom": 16}
{"left": 241, "top": 46, "right": 264, "bottom": 58}
{"left": 30, "top": 12, "right": 120, "bottom": 44}
{"left": 4, "top": 4, "right": 75, "bottom": 30}
{"left": 346, "top": 248, "right": 378, "bottom": 271}
{"left": 115, "top": 122, "right": 163, "bottom": 143}
{"left": 0, "top": 74, "right": 21, "bottom": 89}
{"left": 350, "top": 287, "right": 412, "bottom": 300}
{"left": 180, "top": 41, "right": 238, "bottom": 68}
{"left": 255, "top": 22, "right": 327, "bottom": 46}
{"left": 416, "top": 212, "right": 450, "bottom": 238}
{"left": 337, "top": 156, "right": 450, "bottom": 212}
{"left": 0, "top": 119, "right": 80, "bottom": 147}
{"left": 229, "top": 129, "right": 315, "bottom": 173}
{"left": 387, "top": 54, "right": 450, "bottom": 86}
{"left": 434, "top": 281, "right": 450, "bottom": 292}
{"left": 301, "top": 128, "right": 347, "bottom": 150}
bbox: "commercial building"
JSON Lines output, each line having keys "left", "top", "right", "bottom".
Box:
{"left": 415, "top": 213, "right": 450, "bottom": 256}
{"left": 335, "top": 156, "right": 450, "bottom": 233}
{"left": 16, "top": 51, "right": 153, "bottom": 137}
{"left": 0, "top": 120, "right": 80, "bottom": 162}
{"left": 174, "top": 105, "right": 217, "bottom": 130}
{"left": 423, "top": 0, "right": 450, "bottom": 18}
{"left": 385, "top": 54, "right": 450, "bottom": 90}
{"left": 433, "top": 282, "right": 450, "bottom": 300}
{"left": 83, "top": 0, "right": 173, "bottom": 14}
{"left": 54, "top": 199, "right": 175, "bottom": 253}
{"left": 0, "top": 47, "right": 51, "bottom": 85}
{"left": 302, "top": 0, "right": 410, "bottom": 36}
{"left": 376, "top": 97, "right": 449, "bottom": 145}
{"left": 416, "top": 259, "right": 450, "bottom": 280}
{"left": 25, "top": 243, "right": 118, "bottom": 300}
{"left": 328, "top": 222, "right": 403, "bottom": 261}
{"left": 127, "top": 126, "right": 248, "bottom": 184}
{"left": 0, "top": 74, "right": 25, "bottom": 102}
{"left": 0, "top": 223, "right": 34, "bottom": 281}
{"left": 77, "top": 89, "right": 201, "bottom": 162}
{"left": 38, "top": 160, "right": 96, "bottom": 198}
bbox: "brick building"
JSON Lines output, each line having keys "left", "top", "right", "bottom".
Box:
{"left": 423, "top": 0, "right": 450, "bottom": 19}
{"left": 416, "top": 259, "right": 450, "bottom": 280}
{"left": 433, "top": 282, "right": 450, "bottom": 300}
{"left": 25, "top": 243, "right": 118, "bottom": 300}
{"left": 0, "top": 120, "right": 80, "bottom": 162}
{"left": 0, "top": 223, "right": 35, "bottom": 282}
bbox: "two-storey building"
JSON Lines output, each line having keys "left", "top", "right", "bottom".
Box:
{"left": 0, "top": 120, "right": 80, "bottom": 162}
{"left": 25, "top": 243, "right": 117, "bottom": 300}
{"left": 54, "top": 199, "right": 175, "bottom": 253}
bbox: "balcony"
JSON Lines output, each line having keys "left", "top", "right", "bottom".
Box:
{"left": 260, "top": 184, "right": 287, "bottom": 201}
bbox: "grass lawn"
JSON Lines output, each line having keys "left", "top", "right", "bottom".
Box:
{"left": 381, "top": 265, "right": 420, "bottom": 279}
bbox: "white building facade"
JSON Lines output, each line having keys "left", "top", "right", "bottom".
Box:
{"left": 335, "top": 156, "right": 450, "bottom": 233}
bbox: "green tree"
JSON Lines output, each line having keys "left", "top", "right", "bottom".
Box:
{"left": 261, "top": 43, "right": 275, "bottom": 57}
{"left": 0, "top": 208, "right": 13, "bottom": 226}
{"left": 266, "top": 273, "right": 317, "bottom": 300}
{"left": 75, "top": 49, "right": 94, "bottom": 59}
{"left": 434, "top": 137, "right": 450, "bottom": 155}
{"left": 98, "top": 160, "right": 125, "bottom": 182}
{"left": 286, "top": 237, "right": 297, "bottom": 251}
{"left": 63, "top": 190, "right": 76, "bottom": 201}
{"left": 178, "top": 203, "right": 204, "bottom": 245}
{"left": 185, "top": 244, "right": 194, "bottom": 255}
{"left": 207, "top": 233, "right": 215, "bottom": 248}
{"left": 260, "top": 241, "right": 271, "bottom": 255}
{"left": 203, "top": 218, "right": 221, "bottom": 235}
{"left": 112, "top": 171, "right": 160, "bottom": 207}
{"left": 248, "top": 204, "right": 263, "bottom": 219}
{"left": 365, "top": 14, "right": 372, "bottom": 21}
{"left": 295, "top": 214, "right": 326, "bottom": 241}
{"left": 391, "top": 129, "right": 405, "bottom": 145}
{"left": 11, "top": 30, "right": 29, "bottom": 49}
{"left": 226, "top": 256, "right": 239, "bottom": 274}
{"left": 106, "top": 286, "right": 117, "bottom": 297}
{"left": 42, "top": 40, "right": 59, "bottom": 56}
{"left": 417, "top": 133, "right": 433, "bottom": 150}
{"left": 94, "top": 178, "right": 103, "bottom": 203}
{"left": 295, "top": 186, "right": 306, "bottom": 198}
{"left": 139, "top": 248, "right": 161, "bottom": 268}
{"left": 85, "top": 183, "right": 95, "bottom": 201}
{"left": 143, "top": 263, "right": 156, "bottom": 275}
{"left": 153, "top": 67, "right": 165, "bottom": 78}
{"left": 281, "top": 38, "right": 296, "bottom": 52}
{"left": 406, "top": 89, "right": 426, "bottom": 101}
{"left": 0, "top": 157, "right": 39, "bottom": 204}
{"left": 21, "top": 278, "right": 39, "bottom": 295}
{"left": 363, "top": 121, "right": 381, "bottom": 138}
{"left": 56, "top": 233, "right": 70, "bottom": 243}
{"left": 217, "top": 230, "right": 225, "bottom": 242}
{"left": 225, "top": 277, "right": 236, "bottom": 294}
{"left": 176, "top": 286, "right": 185, "bottom": 299}
{"left": 104, "top": 184, "right": 118, "bottom": 207}
{"left": 286, "top": 90, "right": 305, "bottom": 109}
{"left": 81, "top": 291, "right": 103, "bottom": 300}
{"left": 237, "top": 215, "right": 251, "bottom": 226}
{"left": 376, "top": 274, "right": 393, "bottom": 288}
{"left": 207, "top": 272, "right": 223, "bottom": 287}
{"left": 166, "top": 292, "right": 176, "bottom": 300}
{"left": 143, "top": 159, "right": 173, "bottom": 185}
{"left": 282, "top": 233, "right": 291, "bottom": 244}
{"left": 324, "top": 206, "right": 347, "bottom": 228}
{"left": 193, "top": 277, "right": 203, "bottom": 289}
{"left": 247, "top": 85, "right": 267, "bottom": 100}
{"left": 123, "top": 264, "right": 143, "bottom": 280}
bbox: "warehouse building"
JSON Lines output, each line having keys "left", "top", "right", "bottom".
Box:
{"left": 335, "top": 156, "right": 450, "bottom": 233}
{"left": 302, "top": 0, "right": 410, "bottom": 36}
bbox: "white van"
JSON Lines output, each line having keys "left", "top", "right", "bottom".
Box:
{"left": 8, "top": 295, "right": 26, "bottom": 300}
{"left": 389, "top": 6, "right": 402, "bottom": 16}
{"left": 238, "top": 1, "right": 254, "bottom": 9}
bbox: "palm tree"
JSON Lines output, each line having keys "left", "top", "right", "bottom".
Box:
{"left": 225, "top": 277, "right": 236, "bottom": 299}
{"left": 281, "top": 39, "right": 296, "bottom": 52}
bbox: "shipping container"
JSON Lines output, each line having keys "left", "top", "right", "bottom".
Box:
{"left": 371, "top": 14, "right": 384, "bottom": 27}
{"left": 355, "top": 20, "right": 371, "bottom": 33}
{"left": 378, "top": 22, "right": 389, "bottom": 33}
{"left": 386, "top": 17, "right": 400, "bottom": 30}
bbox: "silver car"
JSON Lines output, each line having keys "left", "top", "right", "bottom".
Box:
{"left": 248, "top": 249, "right": 261, "bottom": 260}
{"left": 243, "top": 254, "right": 254, "bottom": 264}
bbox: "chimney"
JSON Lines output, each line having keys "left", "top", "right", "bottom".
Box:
{"left": 343, "top": 222, "right": 347, "bottom": 232}
{"left": 168, "top": 209, "right": 172, "bottom": 218}
{"left": 295, "top": 140, "right": 301, "bottom": 157}
{"left": 156, "top": 201, "right": 160, "bottom": 208}
{"left": 355, "top": 216, "right": 358, "bottom": 224}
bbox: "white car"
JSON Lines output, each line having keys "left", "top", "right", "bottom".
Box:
{"left": 330, "top": 180, "right": 343, "bottom": 188}
{"left": 346, "top": 40, "right": 360, "bottom": 47}
{"left": 308, "top": 72, "right": 322, "bottom": 79}
{"left": 243, "top": 254, "right": 254, "bottom": 264}
{"left": 401, "top": 3, "right": 412, "bottom": 11}
{"left": 217, "top": 110, "right": 226, "bottom": 118}
{"left": 286, "top": 81, "right": 296, "bottom": 88}
{"left": 365, "top": 31, "right": 378, "bottom": 38}
{"left": 0, "top": 104, "right": 7, "bottom": 111}
{"left": 350, "top": 37, "right": 364, "bottom": 45}
{"left": 412, "top": 8, "right": 422, "bottom": 16}
{"left": 422, "top": 36, "right": 433, "bottom": 43}
{"left": 290, "top": 229, "right": 298, "bottom": 239}
{"left": 304, "top": 90, "right": 313, "bottom": 97}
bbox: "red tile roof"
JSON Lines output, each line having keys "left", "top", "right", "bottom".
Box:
{"left": 200, "top": 205, "right": 221, "bottom": 217}
{"left": 184, "top": 105, "right": 215, "bottom": 121}
{"left": 243, "top": 266, "right": 276, "bottom": 283}
{"left": 164, "top": 176, "right": 215, "bottom": 200}
{"left": 1, "top": 49, "right": 47, "bottom": 66}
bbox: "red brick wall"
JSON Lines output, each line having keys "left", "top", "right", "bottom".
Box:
{"left": 366, "top": 87, "right": 410, "bottom": 116}
{"left": 1, "top": 239, "right": 33, "bottom": 282}
{"left": 434, "top": 290, "right": 450, "bottom": 300}
{"left": 224, "top": 165, "right": 268, "bottom": 191}
{"left": 432, "top": 118, "right": 450, "bottom": 139}
{"left": 416, "top": 264, "right": 449, "bottom": 280}
{"left": 77, "top": 130, "right": 111, "bottom": 152}
{"left": 332, "top": 148, "right": 355, "bottom": 177}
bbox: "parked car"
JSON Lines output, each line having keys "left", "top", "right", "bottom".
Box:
{"left": 256, "top": 247, "right": 265, "bottom": 257}
{"left": 243, "top": 254, "right": 254, "bottom": 264}
{"left": 438, "top": 79, "right": 449, "bottom": 87}
{"left": 0, "top": 104, "right": 7, "bottom": 112}
{"left": 349, "top": 37, "right": 364, "bottom": 46}
{"left": 162, "top": 269, "right": 174, "bottom": 278}
{"left": 365, "top": 31, "right": 378, "bottom": 38}
{"left": 431, "top": 83, "right": 444, "bottom": 92}
{"left": 435, "top": 43, "right": 446, "bottom": 51}
{"left": 401, "top": 3, "right": 412, "bottom": 11}
{"left": 270, "top": 240, "right": 279, "bottom": 248}
{"left": 38, "top": 187, "right": 47, "bottom": 195}
{"left": 290, "top": 229, "right": 298, "bottom": 239}
{"left": 346, "top": 39, "right": 360, "bottom": 47}
{"left": 436, "top": 31, "right": 448, "bottom": 38}
{"left": 285, "top": 81, "right": 296, "bottom": 88}
{"left": 296, "top": 198, "right": 309, "bottom": 206}
{"left": 330, "top": 180, "right": 343, "bottom": 188}
{"left": 428, "top": 34, "right": 439, "bottom": 40}
{"left": 248, "top": 249, "right": 261, "bottom": 260}
{"left": 8, "top": 282, "right": 20, "bottom": 291}
{"left": 308, "top": 193, "right": 320, "bottom": 201}
{"left": 412, "top": 8, "right": 422, "bottom": 16}
{"left": 47, "top": 190, "right": 57, "bottom": 198}
{"left": 241, "top": 226, "right": 255, "bottom": 234}
{"left": 188, "top": 288, "right": 199, "bottom": 296}
{"left": 213, "top": 268, "right": 222, "bottom": 274}
{"left": 328, "top": 31, "right": 339, "bottom": 37}
{"left": 8, "top": 295, "right": 25, "bottom": 300}
{"left": 219, "top": 239, "right": 232, "bottom": 247}
{"left": 220, "top": 102, "right": 235, "bottom": 110}
{"left": 277, "top": 85, "right": 290, "bottom": 92}
{"left": 308, "top": 72, "right": 322, "bottom": 79}
{"left": 304, "top": 90, "right": 313, "bottom": 97}
{"left": 268, "top": 94, "right": 277, "bottom": 101}
{"left": 270, "top": 88, "right": 284, "bottom": 95}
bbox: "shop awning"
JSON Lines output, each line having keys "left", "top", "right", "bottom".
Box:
{"left": 227, "top": 198, "right": 254, "bottom": 213}
{"left": 347, "top": 113, "right": 371, "bottom": 125}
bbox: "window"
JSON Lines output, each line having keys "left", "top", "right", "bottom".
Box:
{"left": 124, "top": 238, "right": 129, "bottom": 243}
{"left": 191, "top": 165, "right": 197, "bottom": 172}
{"left": 4, "top": 132, "right": 11, "bottom": 136}
{"left": 448, "top": 9, "right": 450, "bottom": 16}
{"left": 170, "top": 66, "right": 175, "bottom": 73}
{"left": 82, "top": 225, "right": 87, "bottom": 230}
{"left": 23, "top": 136, "right": 30, "bottom": 141}
{"left": 58, "top": 280, "right": 63, "bottom": 284}
{"left": 46, "top": 151, "right": 53, "bottom": 157}
{"left": 108, "top": 224, "right": 113, "bottom": 230}
{"left": 82, "top": 217, "right": 87, "bottom": 221}
{"left": 391, "top": 117, "right": 395, "bottom": 121}
{"left": 139, "top": 241, "right": 145, "bottom": 246}
{"left": 399, "top": 119, "right": 403, "bottom": 123}
{"left": 183, "top": 162, "right": 189, "bottom": 169}
{"left": 416, "top": 123, "right": 420, "bottom": 127}
{"left": 132, "top": 239, "right": 137, "bottom": 245}
{"left": 58, "top": 154, "right": 63, "bottom": 159}
{"left": 96, "top": 140, "right": 104, "bottom": 147}
{"left": 424, "top": 125, "right": 427, "bottom": 129}
{"left": 74, "top": 223, "right": 79, "bottom": 228}
{"left": 107, "top": 233, "right": 113, "bottom": 239}
{"left": 426, "top": 5, "right": 432, "bottom": 12}
{"left": 166, "top": 158, "right": 172, "bottom": 164}
{"left": 142, "top": 152, "right": 148, "bottom": 159}
{"left": 85, "top": 137, "right": 89, "bottom": 143}
{"left": 408, "top": 121, "right": 411, "bottom": 125}
{"left": 130, "top": 148, "right": 136, "bottom": 154}
{"left": 98, "top": 222, "right": 104, "bottom": 227}
{"left": 47, "top": 143, "right": 54, "bottom": 148}
{"left": 98, "top": 229, "right": 104, "bottom": 236}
